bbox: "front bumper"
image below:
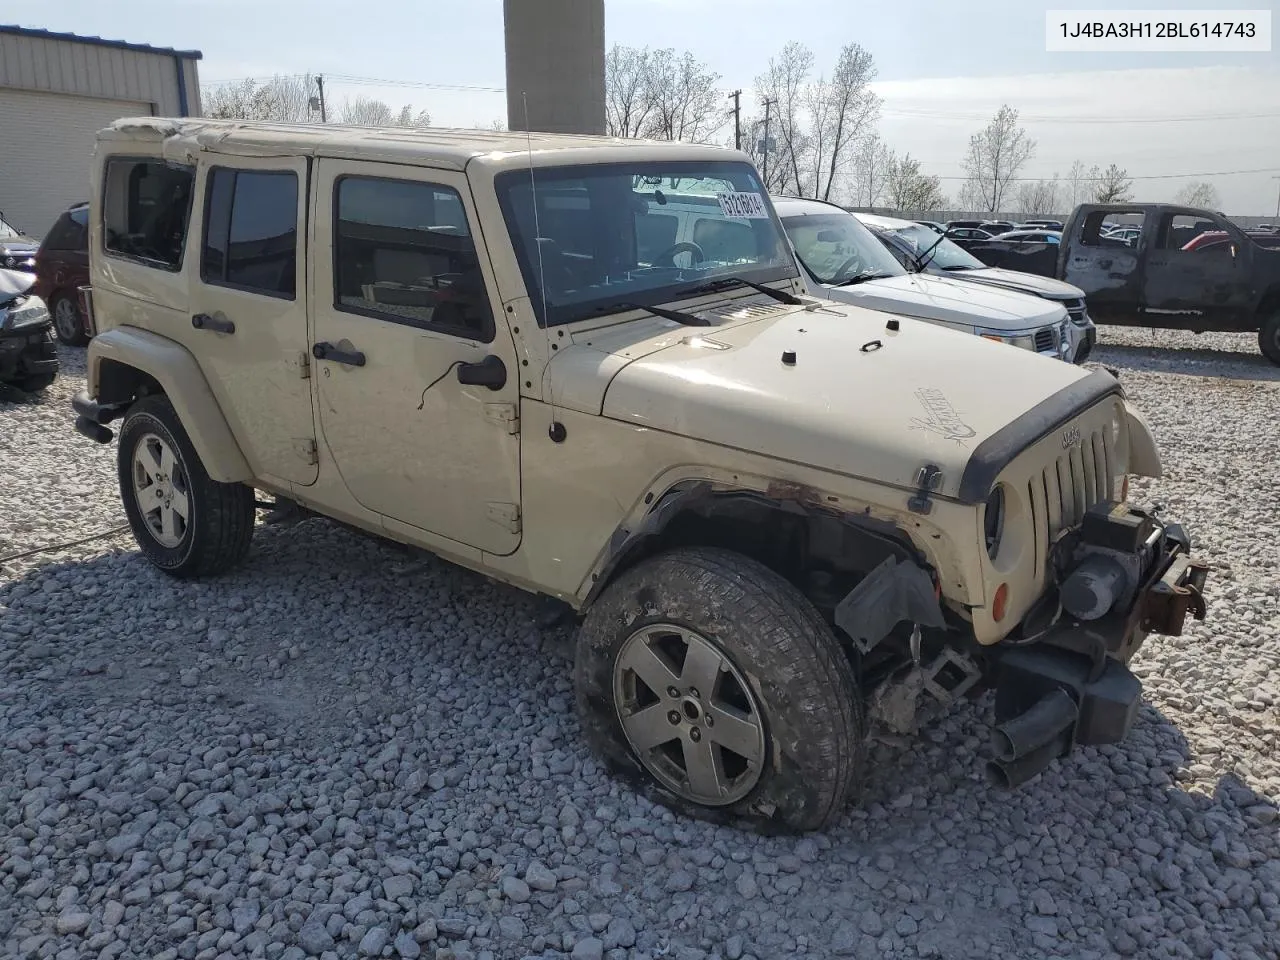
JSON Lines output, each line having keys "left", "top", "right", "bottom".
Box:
{"left": 986, "top": 517, "right": 1208, "bottom": 786}
{"left": 0, "top": 321, "right": 59, "bottom": 384}
{"left": 1, "top": 254, "right": 37, "bottom": 272}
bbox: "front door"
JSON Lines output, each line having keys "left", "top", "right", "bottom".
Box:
{"left": 1142, "top": 211, "right": 1255, "bottom": 327}
{"left": 1061, "top": 209, "right": 1144, "bottom": 323}
{"left": 311, "top": 159, "right": 521, "bottom": 555}
{"left": 187, "top": 155, "right": 317, "bottom": 484}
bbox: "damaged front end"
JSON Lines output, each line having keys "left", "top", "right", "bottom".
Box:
{"left": 984, "top": 500, "right": 1207, "bottom": 786}
{"left": 836, "top": 500, "right": 1209, "bottom": 789}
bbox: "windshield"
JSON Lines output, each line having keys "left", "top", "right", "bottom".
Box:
{"left": 494, "top": 160, "right": 797, "bottom": 327}
{"left": 0, "top": 215, "right": 21, "bottom": 240}
{"left": 885, "top": 222, "right": 987, "bottom": 270}
{"left": 780, "top": 212, "right": 904, "bottom": 285}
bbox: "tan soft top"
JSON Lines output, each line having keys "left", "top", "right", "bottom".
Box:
{"left": 96, "top": 116, "right": 748, "bottom": 174}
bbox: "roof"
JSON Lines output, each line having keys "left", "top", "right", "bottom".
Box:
{"left": 769, "top": 196, "right": 852, "bottom": 217}
{"left": 96, "top": 117, "right": 748, "bottom": 173}
{"left": 0, "top": 25, "right": 202, "bottom": 60}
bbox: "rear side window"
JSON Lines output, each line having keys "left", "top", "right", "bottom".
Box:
{"left": 201, "top": 169, "right": 299, "bottom": 298}
{"left": 333, "top": 176, "right": 493, "bottom": 341}
{"left": 103, "top": 159, "right": 195, "bottom": 270}
{"left": 42, "top": 209, "right": 88, "bottom": 251}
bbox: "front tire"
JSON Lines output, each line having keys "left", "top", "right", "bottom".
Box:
{"left": 575, "top": 547, "right": 865, "bottom": 832}
{"left": 50, "top": 292, "right": 89, "bottom": 346}
{"left": 1260, "top": 312, "right": 1280, "bottom": 366}
{"left": 117, "top": 395, "right": 254, "bottom": 577}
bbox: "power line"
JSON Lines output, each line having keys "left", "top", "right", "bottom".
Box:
{"left": 926, "top": 166, "right": 1280, "bottom": 182}
{"left": 881, "top": 108, "right": 1280, "bottom": 125}
{"left": 202, "top": 73, "right": 504, "bottom": 94}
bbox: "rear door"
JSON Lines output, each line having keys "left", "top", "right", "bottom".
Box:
{"left": 1061, "top": 209, "right": 1143, "bottom": 323}
{"left": 187, "top": 156, "right": 318, "bottom": 484}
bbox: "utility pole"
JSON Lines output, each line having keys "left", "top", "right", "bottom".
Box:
{"left": 728, "top": 90, "right": 741, "bottom": 151}
{"left": 316, "top": 74, "right": 327, "bottom": 123}
{"left": 761, "top": 98, "right": 776, "bottom": 187}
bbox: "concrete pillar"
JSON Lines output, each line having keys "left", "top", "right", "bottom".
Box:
{"left": 504, "top": 0, "right": 605, "bottom": 135}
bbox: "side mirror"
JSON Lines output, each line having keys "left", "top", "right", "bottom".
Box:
{"left": 456, "top": 354, "right": 507, "bottom": 391}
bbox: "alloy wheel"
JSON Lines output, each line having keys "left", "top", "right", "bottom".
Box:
{"left": 131, "top": 433, "right": 190, "bottom": 549}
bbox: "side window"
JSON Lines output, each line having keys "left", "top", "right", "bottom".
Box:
{"left": 1162, "top": 214, "right": 1224, "bottom": 252}
{"left": 1080, "top": 211, "right": 1144, "bottom": 248}
{"left": 42, "top": 212, "right": 83, "bottom": 251}
{"left": 103, "top": 159, "right": 195, "bottom": 270}
{"left": 201, "top": 168, "right": 298, "bottom": 298}
{"left": 334, "top": 176, "right": 493, "bottom": 340}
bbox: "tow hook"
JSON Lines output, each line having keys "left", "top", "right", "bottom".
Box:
{"left": 1140, "top": 553, "right": 1210, "bottom": 636}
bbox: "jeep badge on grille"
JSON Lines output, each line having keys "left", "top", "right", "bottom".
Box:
{"left": 1062, "top": 425, "right": 1082, "bottom": 449}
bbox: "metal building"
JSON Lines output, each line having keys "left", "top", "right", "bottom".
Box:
{"left": 0, "top": 25, "right": 202, "bottom": 237}
{"left": 504, "top": 0, "right": 605, "bottom": 135}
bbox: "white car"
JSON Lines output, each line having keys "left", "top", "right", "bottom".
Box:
{"left": 774, "top": 197, "right": 1075, "bottom": 361}
{"left": 854, "top": 212, "right": 1097, "bottom": 363}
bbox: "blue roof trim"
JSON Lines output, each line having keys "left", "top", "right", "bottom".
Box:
{"left": 0, "top": 24, "right": 202, "bottom": 60}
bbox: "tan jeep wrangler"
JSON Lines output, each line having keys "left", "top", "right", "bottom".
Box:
{"left": 72, "top": 118, "right": 1208, "bottom": 831}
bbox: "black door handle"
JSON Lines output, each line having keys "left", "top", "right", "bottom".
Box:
{"left": 455, "top": 355, "right": 507, "bottom": 391}
{"left": 192, "top": 313, "right": 235, "bottom": 334}
{"left": 313, "top": 342, "right": 366, "bottom": 367}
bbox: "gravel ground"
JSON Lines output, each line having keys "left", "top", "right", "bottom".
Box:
{"left": 2, "top": 330, "right": 1278, "bottom": 960}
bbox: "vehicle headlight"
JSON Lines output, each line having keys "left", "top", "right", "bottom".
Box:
{"left": 984, "top": 485, "right": 1006, "bottom": 561}
{"left": 0, "top": 295, "right": 49, "bottom": 331}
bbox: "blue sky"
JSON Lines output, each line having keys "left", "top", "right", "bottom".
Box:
{"left": 19, "top": 0, "right": 1280, "bottom": 213}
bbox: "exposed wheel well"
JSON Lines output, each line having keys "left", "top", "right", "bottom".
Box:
{"left": 97, "top": 358, "right": 163, "bottom": 406}
{"left": 587, "top": 482, "right": 926, "bottom": 622}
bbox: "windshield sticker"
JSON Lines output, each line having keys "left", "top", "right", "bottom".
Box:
{"left": 910, "top": 388, "right": 976, "bottom": 445}
{"left": 716, "top": 192, "right": 770, "bottom": 220}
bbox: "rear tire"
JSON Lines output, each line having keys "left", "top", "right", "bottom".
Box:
{"left": 51, "top": 292, "right": 89, "bottom": 346}
{"left": 15, "top": 373, "right": 56, "bottom": 393}
{"left": 575, "top": 546, "right": 865, "bottom": 832}
{"left": 117, "top": 394, "right": 254, "bottom": 577}
{"left": 1259, "top": 312, "right": 1280, "bottom": 366}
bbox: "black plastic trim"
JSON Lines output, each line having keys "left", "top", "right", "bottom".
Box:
{"left": 957, "top": 368, "right": 1122, "bottom": 504}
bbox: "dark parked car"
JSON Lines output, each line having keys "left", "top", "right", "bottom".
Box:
{"left": 946, "top": 227, "right": 993, "bottom": 241}
{"left": 0, "top": 266, "right": 59, "bottom": 393}
{"left": 980, "top": 220, "right": 1017, "bottom": 235}
{"left": 34, "top": 202, "right": 91, "bottom": 345}
{"left": 1021, "top": 218, "right": 1065, "bottom": 231}
{"left": 990, "top": 229, "right": 1062, "bottom": 244}
{"left": 0, "top": 210, "right": 39, "bottom": 273}
{"left": 945, "top": 219, "right": 986, "bottom": 230}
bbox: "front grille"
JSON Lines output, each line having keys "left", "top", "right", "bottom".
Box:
{"left": 1026, "top": 426, "right": 1112, "bottom": 578}
{"left": 1063, "top": 297, "right": 1087, "bottom": 324}
{"left": 1033, "top": 327, "right": 1057, "bottom": 352}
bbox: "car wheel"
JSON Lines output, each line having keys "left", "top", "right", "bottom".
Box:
{"left": 1259, "top": 312, "right": 1280, "bottom": 366}
{"left": 14, "top": 372, "right": 57, "bottom": 393}
{"left": 117, "top": 394, "right": 255, "bottom": 577}
{"left": 575, "top": 546, "right": 865, "bottom": 832}
{"left": 50, "top": 292, "right": 89, "bottom": 346}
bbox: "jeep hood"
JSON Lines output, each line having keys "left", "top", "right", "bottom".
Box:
{"left": 940, "top": 266, "right": 1085, "bottom": 301}
{"left": 817, "top": 273, "right": 1067, "bottom": 331}
{"left": 596, "top": 301, "right": 1105, "bottom": 502}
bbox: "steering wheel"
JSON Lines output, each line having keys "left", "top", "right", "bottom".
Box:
{"left": 834, "top": 255, "right": 863, "bottom": 279}
{"left": 652, "top": 241, "right": 706, "bottom": 268}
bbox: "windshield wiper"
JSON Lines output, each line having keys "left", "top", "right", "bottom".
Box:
{"left": 836, "top": 271, "right": 894, "bottom": 287}
{"left": 690, "top": 276, "right": 803, "bottom": 305}
{"left": 915, "top": 233, "right": 947, "bottom": 270}
{"left": 941, "top": 264, "right": 977, "bottom": 271}
{"left": 609, "top": 301, "right": 711, "bottom": 327}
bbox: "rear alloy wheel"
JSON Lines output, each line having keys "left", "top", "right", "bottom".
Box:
{"left": 117, "top": 395, "right": 255, "bottom": 577}
{"left": 51, "top": 292, "right": 89, "bottom": 346}
{"left": 576, "top": 546, "right": 866, "bottom": 832}
{"left": 1260, "top": 312, "right": 1280, "bottom": 366}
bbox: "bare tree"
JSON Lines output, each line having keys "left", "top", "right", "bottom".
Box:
{"left": 850, "top": 134, "right": 892, "bottom": 207}
{"left": 644, "top": 49, "right": 726, "bottom": 143}
{"left": 804, "top": 43, "right": 880, "bottom": 201}
{"left": 203, "top": 75, "right": 319, "bottom": 123}
{"left": 605, "top": 45, "right": 655, "bottom": 138}
{"left": 1065, "top": 160, "right": 1099, "bottom": 209}
{"left": 755, "top": 42, "right": 815, "bottom": 196}
{"left": 1174, "top": 181, "right": 1220, "bottom": 209}
{"left": 960, "top": 105, "right": 1036, "bottom": 213}
{"left": 1017, "top": 176, "right": 1060, "bottom": 216}
{"left": 1092, "top": 164, "right": 1134, "bottom": 204}
{"left": 883, "top": 152, "right": 946, "bottom": 211}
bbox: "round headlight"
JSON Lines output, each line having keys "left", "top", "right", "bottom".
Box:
{"left": 984, "top": 486, "right": 1005, "bottom": 561}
